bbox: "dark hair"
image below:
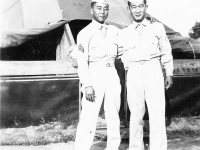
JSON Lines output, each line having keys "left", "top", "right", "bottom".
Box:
{"left": 91, "top": 2, "right": 96, "bottom": 8}
{"left": 128, "top": 0, "right": 147, "bottom": 7}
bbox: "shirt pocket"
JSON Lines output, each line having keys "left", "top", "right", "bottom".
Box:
{"left": 152, "top": 35, "right": 159, "bottom": 46}
{"left": 150, "top": 35, "right": 160, "bottom": 54}
{"left": 123, "top": 38, "right": 136, "bottom": 51}
{"left": 89, "top": 37, "right": 102, "bottom": 49}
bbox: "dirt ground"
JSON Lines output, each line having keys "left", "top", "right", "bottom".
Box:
{"left": 1, "top": 137, "right": 200, "bottom": 150}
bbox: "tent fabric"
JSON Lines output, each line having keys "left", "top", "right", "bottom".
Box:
{"left": 1, "top": 0, "right": 24, "bottom": 30}
{"left": 1, "top": 0, "right": 63, "bottom": 30}
{"left": 168, "top": 35, "right": 200, "bottom": 56}
{"left": 20, "top": 0, "right": 63, "bottom": 29}
{"left": 1, "top": 20, "right": 67, "bottom": 48}
{"left": 1, "top": 0, "right": 65, "bottom": 48}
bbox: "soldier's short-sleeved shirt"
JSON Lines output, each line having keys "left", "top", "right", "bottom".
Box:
{"left": 117, "top": 18, "right": 173, "bottom": 76}
{"left": 77, "top": 20, "right": 120, "bottom": 87}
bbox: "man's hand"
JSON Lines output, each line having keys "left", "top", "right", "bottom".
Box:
{"left": 145, "top": 14, "right": 156, "bottom": 23}
{"left": 85, "top": 86, "right": 95, "bottom": 102}
{"left": 69, "top": 44, "right": 78, "bottom": 68}
{"left": 72, "top": 58, "right": 78, "bottom": 68}
{"left": 165, "top": 76, "right": 173, "bottom": 90}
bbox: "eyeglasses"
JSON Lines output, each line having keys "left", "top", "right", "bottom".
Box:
{"left": 130, "top": 4, "right": 145, "bottom": 10}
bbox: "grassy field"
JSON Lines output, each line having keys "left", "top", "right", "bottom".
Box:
{"left": 1, "top": 116, "right": 200, "bottom": 146}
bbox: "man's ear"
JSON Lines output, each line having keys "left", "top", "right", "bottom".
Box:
{"left": 90, "top": 8, "right": 93, "bottom": 15}
{"left": 127, "top": 6, "right": 131, "bottom": 14}
{"left": 146, "top": 4, "right": 148, "bottom": 10}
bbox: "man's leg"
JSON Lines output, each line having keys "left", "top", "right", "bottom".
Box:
{"left": 104, "top": 68, "right": 121, "bottom": 150}
{"left": 74, "top": 87, "right": 104, "bottom": 150}
{"left": 127, "top": 67, "right": 145, "bottom": 150}
{"left": 144, "top": 62, "right": 167, "bottom": 150}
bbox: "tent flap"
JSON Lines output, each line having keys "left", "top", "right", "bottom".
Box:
{"left": 1, "top": 20, "right": 67, "bottom": 48}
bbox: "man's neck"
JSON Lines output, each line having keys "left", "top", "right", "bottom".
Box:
{"left": 92, "top": 19, "right": 106, "bottom": 30}
{"left": 133, "top": 19, "right": 144, "bottom": 24}
{"left": 92, "top": 19, "right": 105, "bottom": 24}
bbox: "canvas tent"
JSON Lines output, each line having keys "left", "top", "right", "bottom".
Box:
{"left": 1, "top": 0, "right": 77, "bottom": 76}
{"left": 1, "top": 0, "right": 65, "bottom": 48}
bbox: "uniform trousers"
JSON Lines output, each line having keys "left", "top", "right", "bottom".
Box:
{"left": 74, "top": 62, "right": 121, "bottom": 150}
{"left": 127, "top": 59, "right": 167, "bottom": 150}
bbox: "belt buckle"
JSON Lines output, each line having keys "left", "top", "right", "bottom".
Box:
{"left": 106, "top": 63, "right": 111, "bottom": 67}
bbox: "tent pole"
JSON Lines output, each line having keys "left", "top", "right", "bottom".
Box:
{"left": 64, "top": 24, "right": 75, "bottom": 45}
{"left": 189, "top": 41, "right": 196, "bottom": 59}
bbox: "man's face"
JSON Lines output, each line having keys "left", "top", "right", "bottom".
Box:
{"left": 90, "top": 2, "right": 109, "bottom": 24}
{"left": 129, "top": 0, "right": 147, "bottom": 23}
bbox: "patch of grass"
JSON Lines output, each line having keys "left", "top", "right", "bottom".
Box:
{"left": 142, "top": 116, "right": 200, "bottom": 139}
{"left": 167, "top": 129, "right": 200, "bottom": 139}
{"left": 166, "top": 116, "right": 200, "bottom": 139}
{"left": 1, "top": 116, "right": 200, "bottom": 145}
{"left": 0, "top": 121, "right": 76, "bottom": 146}
{"left": 0, "top": 120, "right": 109, "bottom": 146}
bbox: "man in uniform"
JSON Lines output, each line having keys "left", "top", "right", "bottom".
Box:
{"left": 117, "top": 0, "right": 173, "bottom": 149}
{"left": 74, "top": 0, "right": 121, "bottom": 150}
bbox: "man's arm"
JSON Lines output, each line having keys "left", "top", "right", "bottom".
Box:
{"left": 115, "top": 30, "right": 124, "bottom": 59}
{"left": 159, "top": 24, "right": 174, "bottom": 89}
{"left": 69, "top": 44, "right": 78, "bottom": 68}
{"left": 77, "top": 33, "right": 95, "bottom": 102}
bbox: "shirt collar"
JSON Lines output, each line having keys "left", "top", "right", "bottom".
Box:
{"left": 131, "top": 18, "right": 150, "bottom": 29}
{"left": 92, "top": 19, "right": 108, "bottom": 30}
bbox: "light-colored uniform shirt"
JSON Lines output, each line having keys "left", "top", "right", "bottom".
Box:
{"left": 77, "top": 20, "right": 119, "bottom": 87}
{"left": 117, "top": 19, "right": 173, "bottom": 76}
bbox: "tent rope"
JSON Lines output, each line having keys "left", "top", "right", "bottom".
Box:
{"left": 189, "top": 41, "right": 196, "bottom": 59}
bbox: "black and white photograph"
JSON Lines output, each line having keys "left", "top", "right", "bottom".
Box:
{"left": 1, "top": 0, "right": 200, "bottom": 150}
